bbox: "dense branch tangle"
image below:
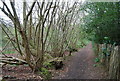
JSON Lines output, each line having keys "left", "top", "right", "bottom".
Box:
{"left": 0, "top": 0, "right": 82, "bottom": 72}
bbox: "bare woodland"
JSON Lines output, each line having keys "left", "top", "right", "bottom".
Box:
{"left": 0, "top": 0, "right": 119, "bottom": 80}
{"left": 0, "top": 0, "right": 84, "bottom": 72}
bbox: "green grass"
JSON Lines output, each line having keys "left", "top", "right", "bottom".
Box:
{"left": 2, "top": 50, "right": 16, "bottom": 54}
{"left": 0, "top": 43, "right": 2, "bottom": 48}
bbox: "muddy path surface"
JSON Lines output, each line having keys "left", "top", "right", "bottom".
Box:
{"left": 54, "top": 43, "right": 107, "bottom": 79}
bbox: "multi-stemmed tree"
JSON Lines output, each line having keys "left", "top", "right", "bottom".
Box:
{"left": 0, "top": 0, "right": 83, "bottom": 72}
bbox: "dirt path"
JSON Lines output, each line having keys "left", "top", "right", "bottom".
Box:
{"left": 54, "top": 43, "right": 107, "bottom": 79}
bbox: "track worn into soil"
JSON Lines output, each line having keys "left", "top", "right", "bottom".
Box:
{"left": 54, "top": 43, "right": 107, "bottom": 79}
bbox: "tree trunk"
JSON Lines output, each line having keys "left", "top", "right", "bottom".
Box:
{"left": 109, "top": 46, "right": 119, "bottom": 79}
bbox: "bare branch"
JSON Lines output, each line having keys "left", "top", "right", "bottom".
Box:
{"left": 1, "top": 23, "right": 19, "bottom": 53}
{"left": 26, "top": 0, "right": 36, "bottom": 20}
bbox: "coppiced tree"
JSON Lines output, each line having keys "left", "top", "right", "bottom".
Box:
{"left": 0, "top": 0, "right": 58, "bottom": 71}
{"left": 0, "top": 0, "right": 83, "bottom": 72}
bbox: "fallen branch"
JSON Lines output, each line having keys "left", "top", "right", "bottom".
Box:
{"left": 0, "top": 56, "right": 27, "bottom": 65}
{"left": 1, "top": 60, "right": 27, "bottom": 65}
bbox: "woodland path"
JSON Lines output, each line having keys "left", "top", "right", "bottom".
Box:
{"left": 54, "top": 43, "right": 107, "bottom": 79}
